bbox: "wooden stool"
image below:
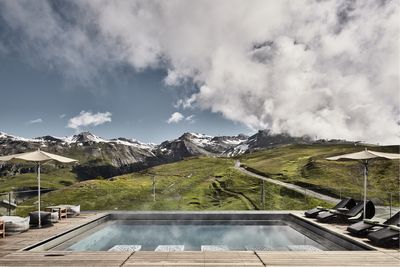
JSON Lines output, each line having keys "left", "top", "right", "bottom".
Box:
{"left": 59, "top": 207, "right": 67, "bottom": 219}
{"left": 45, "top": 206, "right": 68, "bottom": 219}
{"left": 0, "top": 220, "right": 5, "bottom": 238}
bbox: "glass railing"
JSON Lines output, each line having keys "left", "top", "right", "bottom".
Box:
{"left": 1, "top": 184, "right": 398, "bottom": 221}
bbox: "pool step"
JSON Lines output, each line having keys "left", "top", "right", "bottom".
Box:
{"left": 155, "top": 245, "right": 185, "bottom": 252}
{"left": 108, "top": 245, "right": 142, "bottom": 252}
{"left": 201, "top": 245, "right": 229, "bottom": 251}
{"left": 287, "top": 245, "right": 322, "bottom": 251}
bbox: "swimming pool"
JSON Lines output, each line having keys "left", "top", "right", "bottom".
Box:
{"left": 25, "top": 212, "right": 372, "bottom": 252}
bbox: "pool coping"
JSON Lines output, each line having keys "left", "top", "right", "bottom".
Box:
{"left": 22, "top": 211, "right": 377, "bottom": 252}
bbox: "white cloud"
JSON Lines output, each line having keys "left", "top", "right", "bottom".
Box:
{"left": 59, "top": 114, "right": 66, "bottom": 119}
{"left": 173, "top": 97, "right": 196, "bottom": 109}
{"left": 1, "top": 0, "right": 399, "bottom": 143}
{"left": 185, "top": 114, "right": 195, "bottom": 124}
{"left": 166, "top": 112, "right": 184, "bottom": 124}
{"left": 67, "top": 111, "right": 112, "bottom": 129}
{"left": 27, "top": 118, "right": 43, "bottom": 124}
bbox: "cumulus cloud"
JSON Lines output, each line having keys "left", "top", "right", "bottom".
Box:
{"left": 67, "top": 111, "right": 112, "bottom": 130}
{"left": 1, "top": 0, "right": 399, "bottom": 143}
{"left": 27, "top": 118, "right": 43, "bottom": 124}
{"left": 166, "top": 112, "right": 184, "bottom": 124}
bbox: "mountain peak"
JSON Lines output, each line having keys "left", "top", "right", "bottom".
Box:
{"left": 63, "top": 131, "right": 108, "bottom": 144}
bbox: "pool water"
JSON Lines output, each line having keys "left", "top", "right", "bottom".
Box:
{"left": 58, "top": 220, "right": 330, "bottom": 251}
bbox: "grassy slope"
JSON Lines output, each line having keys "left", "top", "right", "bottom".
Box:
{"left": 239, "top": 144, "right": 400, "bottom": 205}
{"left": 0, "top": 167, "right": 77, "bottom": 193}
{"left": 15, "top": 157, "right": 329, "bottom": 216}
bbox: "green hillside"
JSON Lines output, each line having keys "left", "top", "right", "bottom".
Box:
{"left": 14, "top": 157, "right": 329, "bottom": 216}
{"left": 0, "top": 167, "right": 77, "bottom": 193}
{"left": 3, "top": 144, "right": 398, "bottom": 216}
{"left": 239, "top": 144, "right": 400, "bottom": 205}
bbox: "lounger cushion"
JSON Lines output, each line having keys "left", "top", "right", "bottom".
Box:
{"left": 347, "top": 221, "right": 376, "bottom": 235}
{"left": 316, "top": 211, "right": 335, "bottom": 222}
{"left": 304, "top": 208, "right": 323, "bottom": 218}
{"left": 367, "top": 226, "right": 400, "bottom": 247}
{"left": 363, "top": 219, "right": 379, "bottom": 224}
{"left": 337, "top": 208, "right": 349, "bottom": 212}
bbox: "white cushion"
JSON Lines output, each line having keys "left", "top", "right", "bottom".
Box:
{"left": 0, "top": 216, "right": 30, "bottom": 233}
{"left": 50, "top": 212, "right": 59, "bottom": 223}
{"left": 60, "top": 205, "right": 80, "bottom": 216}
{"left": 389, "top": 225, "right": 400, "bottom": 231}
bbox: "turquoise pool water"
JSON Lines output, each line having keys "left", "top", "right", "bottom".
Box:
{"left": 58, "top": 220, "right": 333, "bottom": 251}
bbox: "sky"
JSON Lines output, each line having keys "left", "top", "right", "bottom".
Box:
{"left": 0, "top": 0, "right": 399, "bottom": 144}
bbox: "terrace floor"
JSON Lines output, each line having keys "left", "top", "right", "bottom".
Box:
{"left": 0, "top": 211, "right": 399, "bottom": 267}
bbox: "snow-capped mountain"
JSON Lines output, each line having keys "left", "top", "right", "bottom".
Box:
{"left": 154, "top": 132, "right": 248, "bottom": 161}
{"left": 224, "top": 130, "right": 313, "bottom": 156}
{"left": 0, "top": 131, "right": 157, "bottom": 179}
{"left": 0, "top": 129, "right": 317, "bottom": 179}
{"left": 35, "top": 132, "right": 155, "bottom": 150}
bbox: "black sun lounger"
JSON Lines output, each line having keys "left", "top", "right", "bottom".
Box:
{"left": 316, "top": 200, "right": 375, "bottom": 223}
{"left": 347, "top": 211, "right": 400, "bottom": 236}
{"left": 305, "top": 197, "right": 356, "bottom": 218}
{"left": 367, "top": 225, "right": 400, "bottom": 248}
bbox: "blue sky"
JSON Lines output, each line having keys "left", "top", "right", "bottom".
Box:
{"left": 0, "top": 1, "right": 398, "bottom": 144}
{"left": 0, "top": 49, "right": 249, "bottom": 143}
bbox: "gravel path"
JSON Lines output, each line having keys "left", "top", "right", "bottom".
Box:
{"left": 235, "top": 160, "right": 399, "bottom": 219}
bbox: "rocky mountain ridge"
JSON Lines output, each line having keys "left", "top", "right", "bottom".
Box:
{"left": 0, "top": 130, "right": 352, "bottom": 179}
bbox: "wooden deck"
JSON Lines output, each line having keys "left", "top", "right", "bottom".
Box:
{"left": 0, "top": 212, "right": 399, "bottom": 267}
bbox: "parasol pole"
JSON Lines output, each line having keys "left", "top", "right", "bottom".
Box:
{"left": 37, "top": 162, "right": 41, "bottom": 228}
{"left": 362, "top": 159, "right": 368, "bottom": 220}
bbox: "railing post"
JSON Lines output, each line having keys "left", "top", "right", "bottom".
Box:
{"left": 261, "top": 180, "right": 265, "bottom": 209}
{"left": 152, "top": 176, "right": 156, "bottom": 202}
{"left": 8, "top": 192, "right": 11, "bottom": 216}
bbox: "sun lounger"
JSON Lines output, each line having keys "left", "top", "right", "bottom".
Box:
{"left": 316, "top": 200, "right": 375, "bottom": 223}
{"left": 305, "top": 197, "right": 356, "bottom": 218}
{"left": 155, "top": 245, "right": 184, "bottom": 252}
{"left": 201, "top": 245, "right": 229, "bottom": 251}
{"left": 367, "top": 225, "right": 400, "bottom": 248}
{"left": 108, "top": 245, "right": 142, "bottom": 252}
{"left": 347, "top": 211, "right": 400, "bottom": 236}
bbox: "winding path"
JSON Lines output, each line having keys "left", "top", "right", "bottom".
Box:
{"left": 234, "top": 160, "right": 340, "bottom": 203}
{"left": 234, "top": 160, "right": 399, "bottom": 218}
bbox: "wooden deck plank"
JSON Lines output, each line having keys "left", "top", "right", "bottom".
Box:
{"left": 256, "top": 251, "right": 400, "bottom": 266}
{"left": 0, "top": 251, "right": 132, "bottom": 267}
